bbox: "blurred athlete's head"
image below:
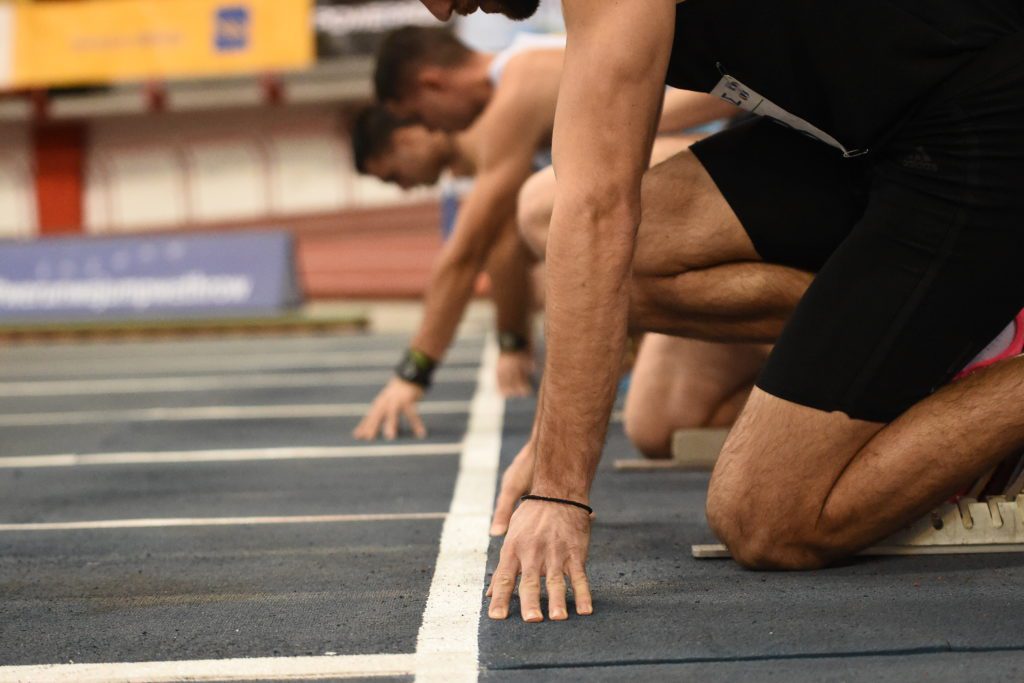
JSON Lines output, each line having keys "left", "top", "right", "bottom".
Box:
{"left": 418, "top": 0, "right": 540, "bottom": 21}
{"left": 375, "top": 27, "right": 493, "bottom": 131}
{"left": 352, "top": 106, "right": 454, "bottom": 189}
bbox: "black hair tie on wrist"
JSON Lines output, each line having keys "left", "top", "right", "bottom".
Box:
{"left": 520, "top": 494, "right": 593, "bottom": 515}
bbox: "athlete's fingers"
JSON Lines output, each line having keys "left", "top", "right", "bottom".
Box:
{"left": 497, "top": 368, "right": 518, "bottom": 398}
{"left": 568, "top": 562, "right": 593, "bottom": 616}
{"left": 352, "top": 413, "right": 369, "bottom": 440}
{"left": 496, "top": 356, "right": 535, "bottom": 398}
{"left": 490, "top": 479, "right": 522, "bottom": 536}
{"left": 491, "top": 447, "right": 534, "bottom": 535}
{"left": 382, "top": 402, "right": 400, "bottom": 441}
{"left": 508, "top": 375, "right": 530, "bottom": 397}
{"left": 353, "top": 405, "right": 383, "bottom": 441}
{"left": 487, "top": 557, "right": 519, "bottom": 620}
{"left": 403, "top": 405, "right": 427, "bottom": 439}
{"left": 518, "top": 569, "right": 543, "bottom": 623}
{"left": 546, "top": 571, "right": 568, "bottom": 621}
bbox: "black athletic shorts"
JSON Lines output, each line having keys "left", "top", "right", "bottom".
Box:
{"left": 690, "top": 31, "right": 1024, "bottom": 423}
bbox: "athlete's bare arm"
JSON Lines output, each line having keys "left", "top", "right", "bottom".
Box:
{"left": 486, "top": 218, "right": 536, "bottom": 397}
{"left": 658, "top": 88, "right": 737, "bottom": 133}
{"left": 445, "top": 126, "right": 537, "bottom": 398}
{"left": 354, "top": 64, "right": 554, "bottom": 441}
{"left": 486, "top": 0, "right": 676, "bottom": 622}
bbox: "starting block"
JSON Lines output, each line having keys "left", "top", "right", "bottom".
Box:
{"left": 693, "top": 495, "right": 1024, "bottom": 559}
{"left": 614, "top": 428, "right": 728, "bottom": 472}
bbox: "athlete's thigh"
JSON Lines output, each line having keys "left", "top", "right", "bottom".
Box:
{"left": 709, "top": 387, "right": 882, "bottom": 531}
{"left": 757, "top": 48, "right": 1024, "bottom": 424}
{"left": 633, "top": 146, "right": 753, "bottom": 278}
{"left": 636, "top": 118, "right": 870, "bottom": 279}
{"left": 710, "top": 26, "right": 1024, "bottom": 529}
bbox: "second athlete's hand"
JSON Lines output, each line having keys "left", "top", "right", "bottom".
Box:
{"left": 496, "top": 350, "right": 535, "bottom": 398}
{"left": 353, "top": 377, "right": 427, "bottom": 441}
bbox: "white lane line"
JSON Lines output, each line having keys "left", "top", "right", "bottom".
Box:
{"left": 0, "top": 512, "right": 447, "bottom": 532}
{"left": 0, "top": 336, "right": 414, "bottom": 361}
{"left": 0, "top": 341, "right": 403, "bottom": 364}
{"left": 0, "top": 653, "right": 416, "bottom": 682}
{"left": 0, "top": 367, "right": 482, "bottom": 397}
{"left": 0, "top": 442, "right": 463, "bottom": 469}
{"left": 415, "top": 336, "right": 504, "bottom": 683}
{"left": 0, "top": 400, "right": 471, "bottom": 427}
{"left": 0, "top": 348, "right": 482, "bottom": 377}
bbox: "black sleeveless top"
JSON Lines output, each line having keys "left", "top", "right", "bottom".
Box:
{"left": 667, "top": 0, "right": 1023, "bottom": 153}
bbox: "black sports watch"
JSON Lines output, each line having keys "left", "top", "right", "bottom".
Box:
{"left": 497, "top": 331, "right": 530, "bottom": 353}
{"left": 395, "top": 348, "right": 437, "bottom": 389}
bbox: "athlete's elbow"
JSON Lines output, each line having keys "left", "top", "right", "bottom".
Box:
{"left": 440, "top": 238, "right": 489, "bottom": 280}
{"left": 557, "top": 189, "right": 639, "bottom": 245}
{"left": 590, "top": 185, "right": 639, "bottom": 222}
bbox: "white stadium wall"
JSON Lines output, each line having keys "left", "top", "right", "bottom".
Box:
{"left": 0, "top": 123, "right": 38, "bottom": 239}
{"left": 83, "top": 105, "right": 433, "bottom": 235}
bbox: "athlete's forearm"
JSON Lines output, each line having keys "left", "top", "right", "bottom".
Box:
{"left": 408, "top": 159, "right": 527, "bottom": 362}
{"left": 529, "top": 0, "right": 674, "bottom": 502}
{"left": 531, "top": 204, "right": 636, "bottom": 501}
{"left": 411, "top": 229, "right": 533, "bottom": 365}
{"left": 485, "top": 222, "right": 534, "bottom": 341}
{"left": 411, "top": 243, "right": 488, "bottom": 361}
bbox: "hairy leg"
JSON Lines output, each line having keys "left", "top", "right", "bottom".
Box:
{"left": 517, "top": 166, "right": 556, "bottom": 260}
{"left": 516, "top": 136, "right": 704, "bottom": 262}
{"left": 624, "top": 334, "right": 768, "bottom": 458}
{"left": 707, "top": 357, "right": 1024, "bottom": 569}
{"left": 521, "top": 147, "right": 812, "bottom": 342}
{"left": 630, "top": 149, "right": 813, "bottom": 342}
{"left": 484, "top": 219, "right": 536, "bottom": 336}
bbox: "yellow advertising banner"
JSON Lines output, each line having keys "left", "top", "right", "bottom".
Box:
{"left": 7, "top": 0, "right": 313, "bottom": 88}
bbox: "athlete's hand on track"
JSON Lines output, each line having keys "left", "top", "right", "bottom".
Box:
{"left": 490, "top": 442, "right": 534, "bottom": 536}
{"left": 486, "top": 499, "right": 593, "bottom": 622}
{"left": 496, "top": 351, "right": 535, "bottom": 398}
{"left": 353, "top": 377, "right": 427, "bottom": 441}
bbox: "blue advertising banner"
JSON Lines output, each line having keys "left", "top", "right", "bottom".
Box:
{"left": 0, "top": 230, "right": 300, "bottom": 321}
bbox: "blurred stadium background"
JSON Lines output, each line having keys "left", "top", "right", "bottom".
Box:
{"left": 0, "top": 0, "right": 562, "bottom": 328}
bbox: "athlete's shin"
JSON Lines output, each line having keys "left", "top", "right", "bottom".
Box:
{"left": 818, "top": 357, "right": 1024, "bottom": 550}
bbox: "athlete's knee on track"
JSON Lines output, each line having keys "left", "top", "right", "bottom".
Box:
{"left": 623, "top": 383, "right": 721, "bottom": 460}
{"left": 517, "top": 169, "right": 555, "bottom": 260}
{"left": 706, "top": 477, "right": 832, "bottom": 571}
{"left": 705, "top": 441, "right": 835, "bottom": 571}
{"left": 622, "top": 404, "right": 674, "bottom": 459}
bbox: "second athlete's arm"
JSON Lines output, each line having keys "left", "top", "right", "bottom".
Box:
{"left": 354, "top": 76, "right": 548, "bottom": 440}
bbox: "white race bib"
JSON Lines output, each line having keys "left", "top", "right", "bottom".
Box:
{"left": 712, "top": 73, "right": 867, "bottom": 158}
